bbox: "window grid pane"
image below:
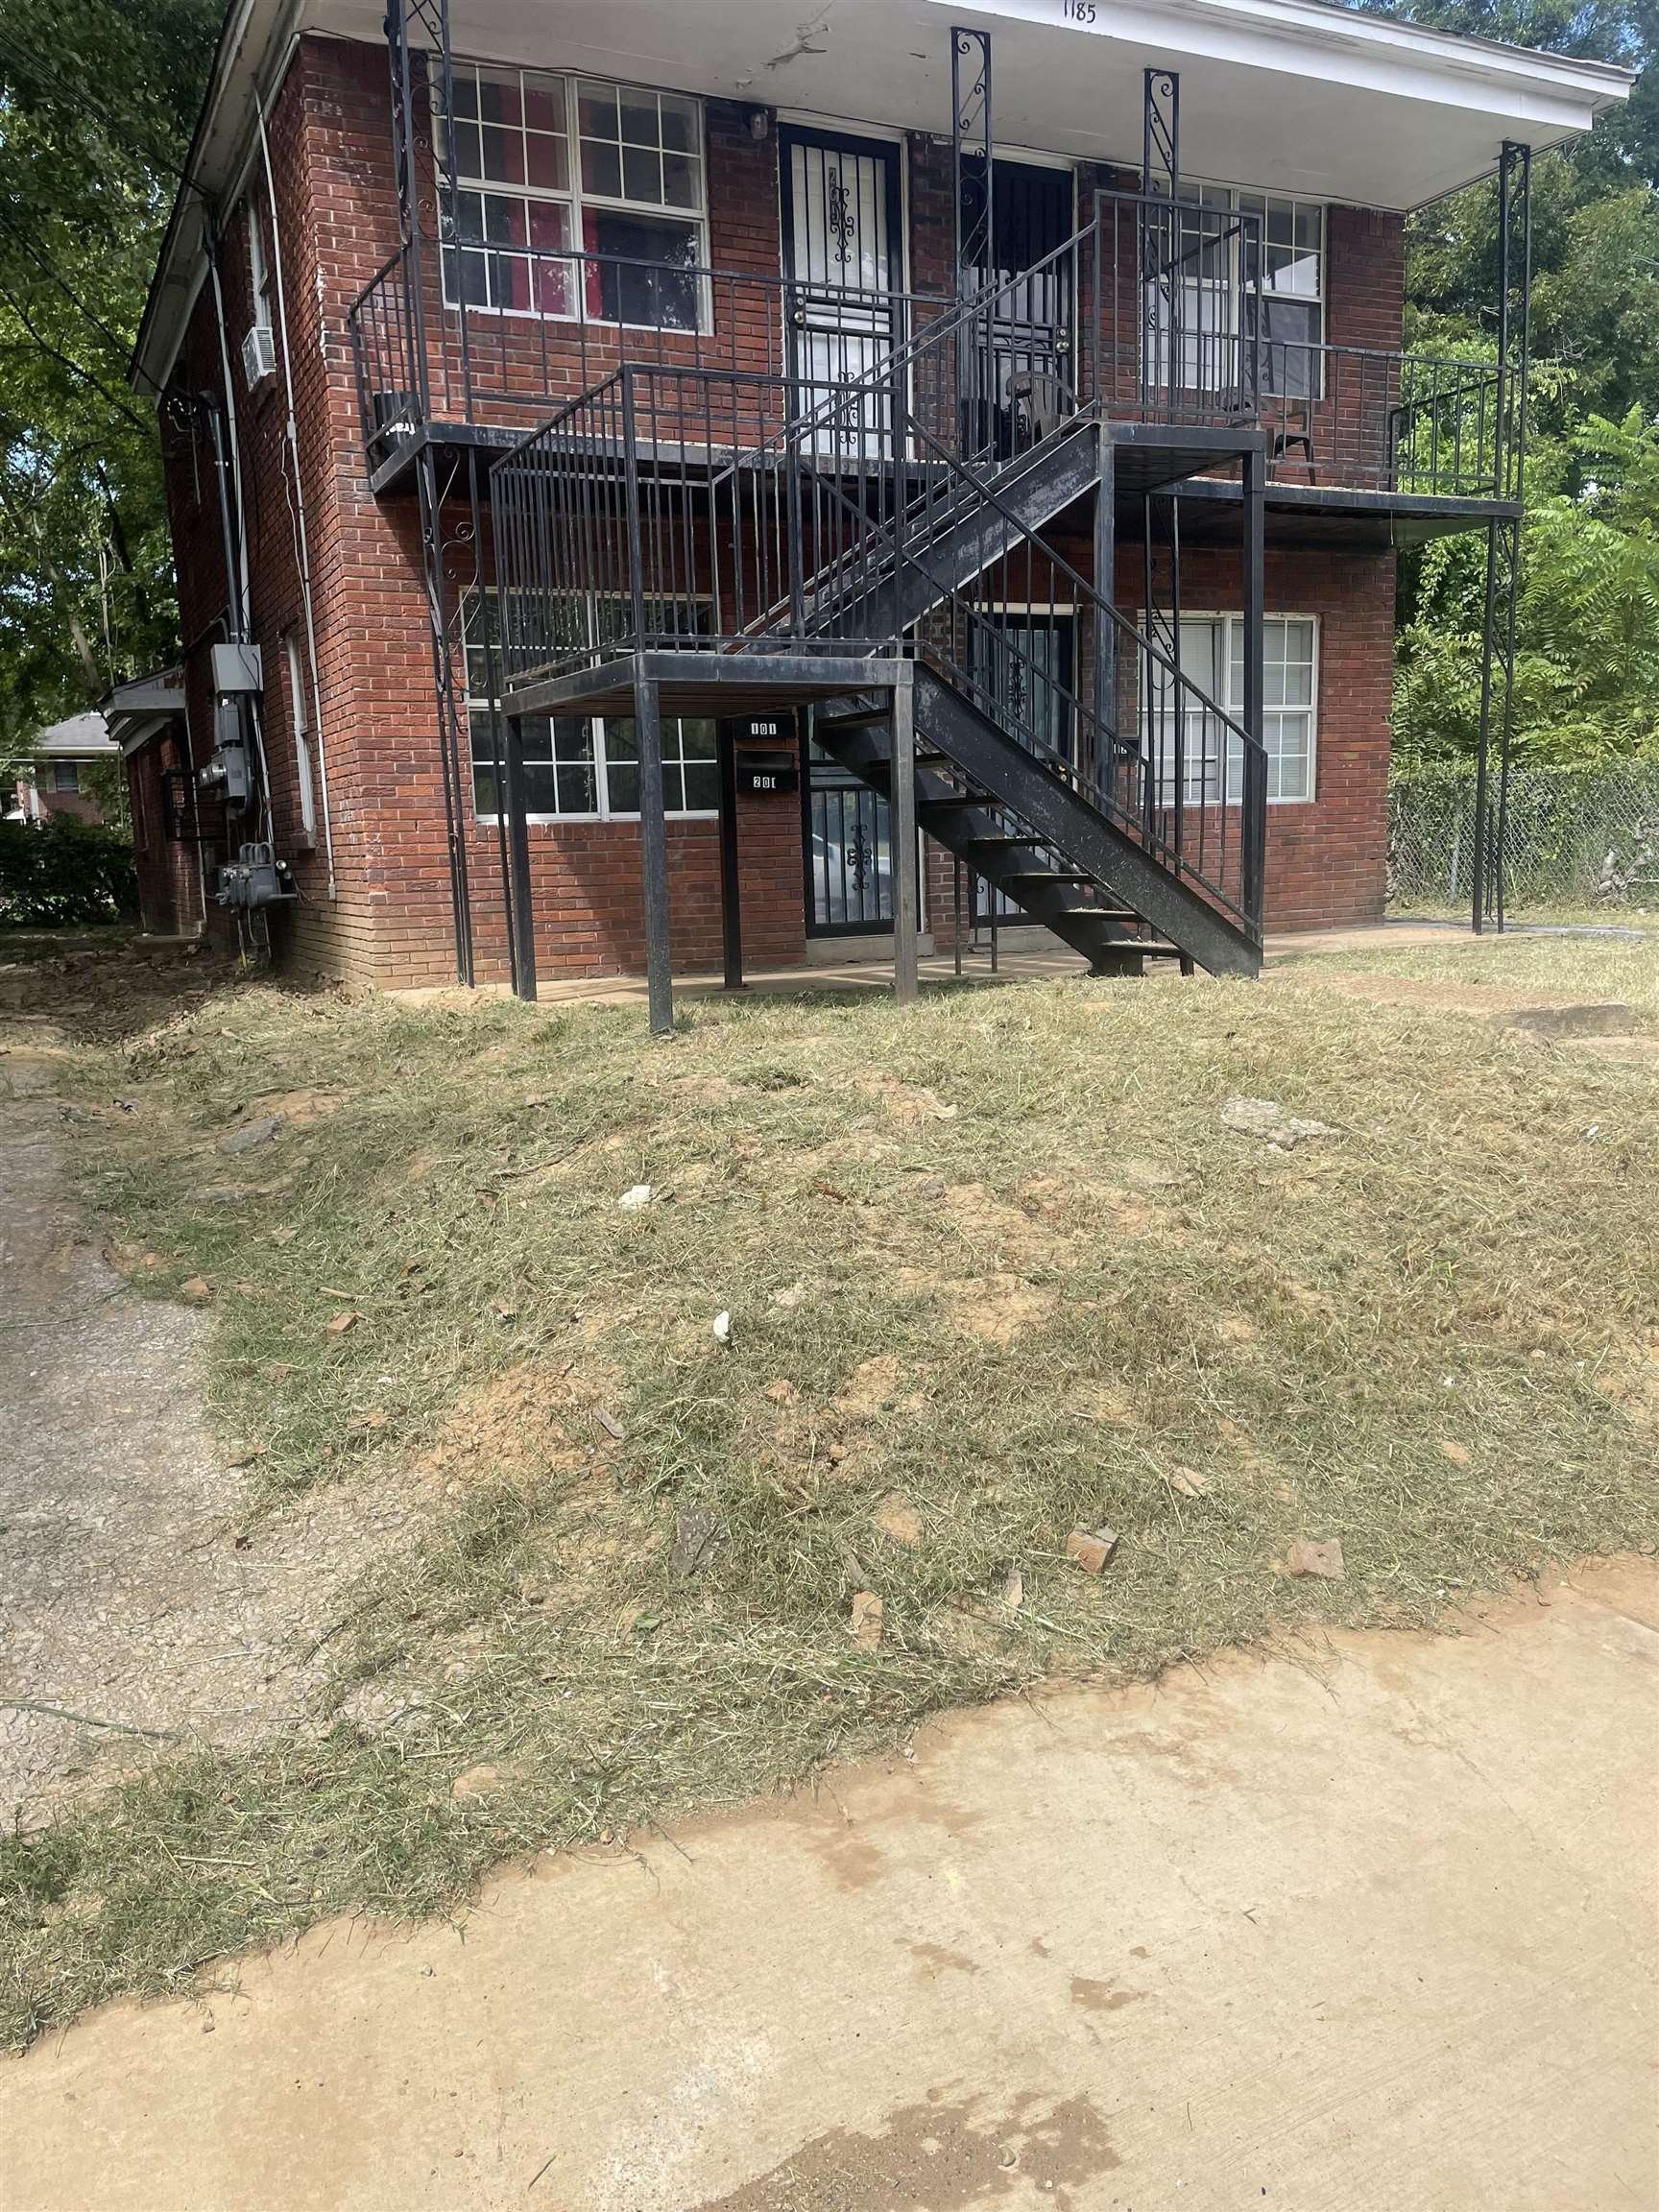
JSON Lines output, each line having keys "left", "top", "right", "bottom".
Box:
{"left": 465, "top": 590, "right": 716, "bottom": 819}
{"left": 1147, "top": 615, "right": 1315, "bottom": 806}
{"left": 439, "top": 65, "right": 705, "bottom": 326}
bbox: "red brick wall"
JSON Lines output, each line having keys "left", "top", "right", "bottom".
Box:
{"left": 155, "top": 35, "right": 1404, "bottom": 993}
{"left": 22, "top": 781, "right": 102, "bottom": 826}
{"left": 127, "top": 728, "right": 212, "bottom": 938}
{"left": 1152, "top": 541, "right": 1396, "bottom": 931}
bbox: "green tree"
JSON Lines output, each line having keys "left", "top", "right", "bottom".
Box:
{"left": 1348, "top": 0, "right": 1659, "bottom": 763}
{"left": 0, "top": 0, "right": 217, "bottom": 755}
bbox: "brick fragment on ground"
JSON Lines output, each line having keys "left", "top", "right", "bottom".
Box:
{"left": 851, "top": 1591, "right": 884, "bottom": 1648}
{"left": 1066, "top": 1527, "right": 1120, "bottom": 1575}
{"left": 1287, "top": 1537, "right": 1345, "bottom": 1580}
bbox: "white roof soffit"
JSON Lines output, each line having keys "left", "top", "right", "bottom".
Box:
{"left": 314, "top": 0, "right": 1631, "bottom": 208}
{"left": 137, "top": 0, "right": 1632, "bottom": 386}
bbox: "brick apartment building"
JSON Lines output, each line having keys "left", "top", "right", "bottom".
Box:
{"left": 128, "top": 0, "right": 1629, "bottom": 998}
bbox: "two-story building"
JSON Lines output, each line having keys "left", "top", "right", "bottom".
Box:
{"left": 131, "top": 0, "right": 1632, "bottom": 1002}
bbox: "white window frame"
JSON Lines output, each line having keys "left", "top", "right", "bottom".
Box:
{"left": 248, "top": 202, "right": 273, "bottom": 329}
{"left": 284, "top": 632, "right": 318, "bottom": 846}
{"left": 1154, "top": 185, "right": 1326, "bottom": 403}
{"left": 462, "top": 588, "right": 718, "bottom": 825}
{"left": 434, "top": 64, "right": 710, "bottom": 329}
{"left": 1142, "top": 612, "right": 1319, "bottom": 807}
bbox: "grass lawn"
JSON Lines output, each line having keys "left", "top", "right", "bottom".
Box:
{"left": 4, "top": 936, "right": 1657, "bottom": 2046}
{"left": 1286, "top": 921, "right": 1659, "bottom": 1017}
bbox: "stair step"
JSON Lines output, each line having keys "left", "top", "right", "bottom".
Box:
{"left": 996, "top": 869, "right": 1094, "bottom": 887}
{"left": 817, "top": 709, "right": 892, "bottom": 733}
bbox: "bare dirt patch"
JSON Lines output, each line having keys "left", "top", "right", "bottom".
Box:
{"left": 414, "top": 1360, "right": 613, "bottom": 1490}
{"left": 936, "top": 1272, "right": 1057, "bottom": 1346}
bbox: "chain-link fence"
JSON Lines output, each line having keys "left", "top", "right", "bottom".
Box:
{"left": 1388, "top": 760, "right": 1659, "bottom": 915}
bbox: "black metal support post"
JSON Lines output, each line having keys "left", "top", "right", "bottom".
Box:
{"left": 465, "top": 448, "right": 519, "bottom": 998}
{"left": 1241, "top": 443, "right": 1267, "bottom": 937}
{"left": 1472, "top": 517, "right": 1500, "bottom": 935}
{"left": 634, "top": 659, "right": 674, "bottom": 1036}
{"left": 1094, "top": 431, "right": 1116, "bottom": 786}
{"left": 891, "top": 670, "right": 920, "bottom": 1006}
{"left": 717, "top": 719, "right": 745, "bottom": 991}
{"left": 951, "top": 26, "right": 994, "bottom": 302}
{"left": 413, "top": 443, "right": 474, "bottom": 986}
{"left": 1474, "top": 137, "right": 1532, "bottom": 936}
{"left": 385, "top": 0, "right": 471, "bottom": 421}
{"left": 502, "top": 710, "right": 536, "bottom": 1000}
{"left": 1142, "top": 68, "right": 1180, "bottom": 200}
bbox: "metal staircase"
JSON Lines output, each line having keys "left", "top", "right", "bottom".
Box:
{"left": 491, "top": 186, "right": 1271, "bottom": 986}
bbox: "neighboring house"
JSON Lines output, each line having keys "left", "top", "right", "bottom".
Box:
{"left": 12, "top": 712, "right": 123, "bottom": 826}
{"left": 132, "top": 0, "right": 1631, "bottom": 998}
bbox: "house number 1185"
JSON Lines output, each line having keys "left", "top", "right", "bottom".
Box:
{"left": 1062, "top": 1, "right": 1098, "bottom": 22}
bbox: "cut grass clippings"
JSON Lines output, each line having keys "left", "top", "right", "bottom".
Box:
{"left": 3, "top": 948, "right": 1657, "bottom": 2048}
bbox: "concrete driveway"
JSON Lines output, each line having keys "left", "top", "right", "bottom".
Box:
{"left": 6, "top": 1561, "right": 1655, "bottom": 2211}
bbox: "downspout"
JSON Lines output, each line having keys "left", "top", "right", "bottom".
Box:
{"left": 204, "top": 226, "right": 252, "bottom": 638}
{"left": 204, "top": 227, "right": 276, "bottom": 846}
{"left": 255, "top": 92, "right": 338, "bottom": 900}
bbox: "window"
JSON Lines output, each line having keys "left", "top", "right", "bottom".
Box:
{"left": 433, "top": 66, "right": 707, "bottom": 327}
{"left": 462, "top": 590, "right": 718, "bottom": 820}
{"left": 1143, "top": 614, "right": 1317, "bottom": 805}
{"left": 284, "top": 633, "right": 317, "bottom": 845}
{"left": 1149, "top": 186, "right": 1325, "bottom": 401}
{"left": 51, "top": 759, "right": 81, "bottom": 793}
{"left": 1236, "top": 190, "right": 1324, "bottom": 401}
{"left": 248, "top": 202, "right": 273, "bottom": 329}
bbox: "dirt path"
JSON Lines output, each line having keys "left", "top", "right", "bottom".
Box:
{"left": 0, "top": 1024, "right": 408, "bottom": 1826}
{"left": 6, "top": 1561, "right": 1654, "bottom": 2211}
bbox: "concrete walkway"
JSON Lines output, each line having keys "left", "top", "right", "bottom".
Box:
{"left": 7, "top": 1562, "right": 1655, "bottom": 2211}
{"left": 0, "top": 1038, "right": 415, "bottom": 1826}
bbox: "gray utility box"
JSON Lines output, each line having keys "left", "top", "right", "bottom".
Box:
{"left": 216, "top": 842, "right": 295, "bottom": 910}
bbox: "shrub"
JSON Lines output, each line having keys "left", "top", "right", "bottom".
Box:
{"left": 0, "top": 816, "right": 139, "bottom": 926}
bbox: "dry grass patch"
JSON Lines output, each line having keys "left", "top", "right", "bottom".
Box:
{"left": 2, "top": 947, "right": 1655, "bottom": 2046}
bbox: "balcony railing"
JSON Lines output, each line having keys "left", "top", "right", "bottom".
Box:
{"left": 1260, "top": 342, "right": 1512, "bottom": 499}
{"left": 349, "top": 233, "right": 950, "bottom": 475}
{"left": 349, "top": 194, "right": 1513, "bottom": 504}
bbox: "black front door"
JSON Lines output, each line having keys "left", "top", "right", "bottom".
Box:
{"left": 969, "top": 612, "right": 1076, "bottom": 925}
{"left": 963, "top": 158, "right": 1076, "bottom": 455}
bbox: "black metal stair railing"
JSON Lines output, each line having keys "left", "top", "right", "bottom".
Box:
{"left": 489, "top": 190, "right": 1275, "bottom": 934}
{"left": 1261, "top": 342, "right": 1507, "bottom": 497}
{"left": 785, "top": 394, "right": 1269, "bottom": 937}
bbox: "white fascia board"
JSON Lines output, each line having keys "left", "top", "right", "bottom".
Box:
{"left": 944, "top": 0, "right": 1631, "bottom": 129}
{"left": 132, "top": 0, "right": 301, "bottom": 396}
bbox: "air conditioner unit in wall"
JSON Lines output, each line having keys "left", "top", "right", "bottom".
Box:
{"left": 242, "top": 323, "right": 277, "bottom": 388}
